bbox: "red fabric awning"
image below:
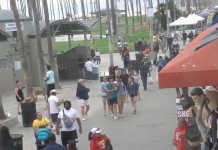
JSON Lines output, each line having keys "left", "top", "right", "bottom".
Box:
{"left": 158, "top": 24, "right": 218, "bottom": 88}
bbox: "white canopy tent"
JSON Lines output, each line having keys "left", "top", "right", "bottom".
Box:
{"left": 187, "top": 14, "right": 205, "bottom": 22}
{"left": 169, "top": 17, "right": 197, "bottom": 26}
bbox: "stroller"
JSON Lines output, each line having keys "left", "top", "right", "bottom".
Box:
{"left": 35, "top": 128, "right": 51, "bottom": 150}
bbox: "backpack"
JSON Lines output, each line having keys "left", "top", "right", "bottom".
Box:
{"left": 158, "top": 60, "right": 164, "bottom": 67}
{"left": 63, "top": 109, "right": 74, "bottom": 128}
{"left": 36, "top": 128, "right": 51, "bottom": 141}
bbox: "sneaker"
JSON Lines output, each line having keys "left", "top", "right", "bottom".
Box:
{"left": 111, "top": 114, "right": 114, "bottom": 118}
{"left": 82, "top": 118, "right": 85, "bottom": 121}
{"left": 103, "top": 114, "right": 106, "bottom": 116}
{"left": 121, "top": 114, "right": 124, "bottom": 118}
{"left": 133, "top": 110, "right": 136, "bottom": 114}
{"left": 126, "top": 101, "right": 129, "bottom": 103}
{"left": 114, "top": 116, "right": 117, "bottom": 120}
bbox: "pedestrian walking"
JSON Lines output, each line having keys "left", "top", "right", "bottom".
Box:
{"left": 182, "top": 31, "right": 187, "bottom": 46}
{"left": 77, "top": 54, "right": 85, "bottom": 79}
{"left": 188, "top": 31, "right": 194, "bottom": 42}
{"left": 120, "top": 69, "right": 129, "bottom": 103}
{"left": 154, "top": 38, "right": 160, "bottom": 53}
{"left": 88, "top": 128, "right": 111, "bottom": 150}
{"left": 139, "top": 62, "right": 151, "bottom": 91}
{"left": 45, "top": 65, "right": 55, "bottom": 98}
{"left": 127, "top": 76, "right": 139, "bottom": 114}
{"left": 172, "top": 118, "right": 189, "bottom": 150}
{"left": 119, "top": 32, "right": 123, "bottom": 41}
{"left": 56, "top": 101, "right": 82, "bottom": 150}
{"left": 123, "top": 41, "right": 128, "bottom": 48}
{"left": 85, "top": 58, "right": 93, "bottom": 82}
{"left": 100, "top": 77, "right": 110, "bottom": 116}
{"left": 167, "top": 35, "right": 173, "bottom": 53}
{"left": 109, "top": 64, "right": 115, "bottom": 80}
{"left": 160, "top": 38, "right": 166, "bottom": 53}
{"left": 43, "top": 133, "right": 65, "bottom": 150}
{"left": 137, "top": 39, "right": 143, "bottom": 53}
{"left": 123, "top": 51, "right": 130, "bottom": 68}
{"left": 117, "top": 40, "right": 123, "bottom": 55}
{"left": 76, "top": 79, "right": 90, "bottom": 121}
{"left": 48, "top": 89, "right": 62, "bottom": 131}
{"left": 14, "top": 80, "right": 24, "bottom": 114}
{"left": 117, "top": 79, "right": 126, "bottom": 118}
{"left": 0, "top": 126, "right": 13, "bottom": 150}
{"left": 154, "top": 56, "right": 167, "bottom": 72}
{"left": 106, "top": 76, "right": 118, "bottom": 120}
{"left": 132, "top": 71, "right": 141, "bottom": 100}
{"left": 95, "top": 49, "right": 101, "bottom": 66}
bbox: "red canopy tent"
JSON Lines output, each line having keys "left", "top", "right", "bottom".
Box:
{"left": 158, "top": 24, "right": 218, "bottom": 88}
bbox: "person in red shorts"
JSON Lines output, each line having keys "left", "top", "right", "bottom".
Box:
{"left": 172, "top": 118, "right": 189, "bottom": 150}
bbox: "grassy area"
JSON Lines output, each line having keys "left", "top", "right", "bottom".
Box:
{"left": 56, "top": 31, "right": 150, "bottom": 54}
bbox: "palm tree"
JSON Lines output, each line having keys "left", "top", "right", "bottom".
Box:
{"left": 136, "top": 0, "right": 139, "bottom": 21}
{"left": 0, "top": 93, "right": 6, "bottom": 119}
{"left": 157, "top": 0, "right": 161, "bottom": 32}
{"left": 27, "top": 0, "right": 33, "bottom": 20}
{"left": 138, "top": 0, "right": 143, "bottom": 32}
{"left": 42, "top": 0, "right": 61, "bottom": 89}
{"left": 97, "top": 0, "right": 102, "bottom": 38}
{"left": 81, "top": 0, "right": 86, "bottom": 19}
{"left": 130, "top": 0, "right": 135, "bottom": 33}
{"left": 124, "top": 0, "right": 129, "bottom": 35}
{"left": 127, "top": 0, "right": 131, "bottom": 17}
{"left": 10, "top": 0, "right": 35, "bottom": 99}
{"left": 31, "top": 0, "right": 46, "bottom": 89}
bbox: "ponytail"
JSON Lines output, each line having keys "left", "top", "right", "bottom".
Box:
{"left": 88, "top": 132, "right": 92, "bottom": 141}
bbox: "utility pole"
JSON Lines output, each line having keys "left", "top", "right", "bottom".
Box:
{"left": 124, "top": 0, "right": 129, "bottom": 35}
{"left": 144, "top": 0, "right": 147, "bottom": 21}
{"left": 111, "top": 0, "right": 117, "bottom": 47}
{"left": 106, "top": 0, "right": 114, "bottom": 65}
{"left": 166, "top": 0, "right": 169, "bottom": 35}
{"left": 173, "top": 0, "right": 176, "bottom": 30}
{"left": 148, "top": 0, "right": 153, "bottom": 52}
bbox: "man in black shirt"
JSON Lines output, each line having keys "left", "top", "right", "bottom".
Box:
{"left": 167, "top": 35, "right": 173, "bottom": 53}
{"left": 77, "top": 54, "right": 85, "bottom": 79}
{"left": 182, "top": 31, "right": 187, "bottom": 46}
{"left": 137, "top": 39, "right": 143, "bottom": 53}
{"left": 188, "top": 31, "right": 194, "bottom": 42}
{"left": 139, "top": 62, "right": 151, "bottom": 90}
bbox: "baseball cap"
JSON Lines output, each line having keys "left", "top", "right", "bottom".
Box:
{"left": 78, "top": 79, "right": 85, "bottom": 83}
{"left": 91, "top": 128, "right": 101, "bottom": 136}
{"left": 50, "top": 89, "right": 57, "bottom": 93}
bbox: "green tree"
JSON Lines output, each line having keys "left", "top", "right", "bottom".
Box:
{"left": 155, "top": 1, "right": 182, "bottom": 30}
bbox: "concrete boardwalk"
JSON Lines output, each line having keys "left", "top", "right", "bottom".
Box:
{"left": 3, "top": 51, "right": 179, "bottom": 150}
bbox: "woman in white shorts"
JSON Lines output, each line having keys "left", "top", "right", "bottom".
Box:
{"left": 76, "top": 79, "right": 90, "bottom": 121}
{"left": 100, "top": 76, "right": 110, "bottom": 116}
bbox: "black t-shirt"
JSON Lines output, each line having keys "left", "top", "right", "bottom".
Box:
{"left": 78, "top": 57, "right": 85, "bottom": 68}
{"left": 120, "top": 74, "right": 129, "bottom": 86}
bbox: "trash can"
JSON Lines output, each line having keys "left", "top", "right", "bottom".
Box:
{"left": 21, "top": 102, "right": 36, "bottom": 127}
{"left": 92, "top": 67, "right": 99, "bottom": 80}
{"left": 11, "top": 134, "right": 23, "bottom": 150}
{"left": 135, "top": 53, "right": 145, "bottom": 62}
{"left": 134, "top": 42, "right": 139, "bottom": 51}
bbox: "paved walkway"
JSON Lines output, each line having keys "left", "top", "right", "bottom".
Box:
{"left": 2, "top": 44, "right": 186, "bottom": 149}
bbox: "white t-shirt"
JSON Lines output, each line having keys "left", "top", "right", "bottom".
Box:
{"left": 58, "top": 108, "right": 79, "bottom": 131}
{"left": 48, "top": 95, "right": 59, "bottom": 114}
{"left": 95, "top": 52, "right": 100, "bottom": 56}
{"left": 85, "top": 61, "right": 93, "bottom": 72}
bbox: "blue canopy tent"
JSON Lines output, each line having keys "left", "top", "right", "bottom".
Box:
{"left": 212, "top": 12, "right": 218, "bottom": 25}
{"left": 208, "top": 7, "right": 217, "bottom": 10}
{"left": 199, "top": 11, "right": 211, "bottom": 18}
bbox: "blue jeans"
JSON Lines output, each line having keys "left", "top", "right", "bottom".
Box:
{"left": 87, "top": 71, "right": 92, "bottom": 80}
{"left": 79, "top": 68, "right": 85, "bottom": 79}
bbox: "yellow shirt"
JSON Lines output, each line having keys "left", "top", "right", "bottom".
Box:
{"left": 153, "top": 36, "right": 156, "bottom": 41}
{"left": 33, "top": 118, "right": 49, "bottom": 130}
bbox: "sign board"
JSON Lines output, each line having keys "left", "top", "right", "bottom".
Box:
{"left": 176, "top": 98, "right": 190, "bottom": 120}
{"left": 147, "top": 7, "right": 154, "bottom": 17}
{"left": 167, "top": 10, "right": 171, "bottom": 18}
{"left": 15, "top": 60, "right": 21, "bottom": 70}
{"left": 5, "top": 22, "right": 24, "bottom": 32}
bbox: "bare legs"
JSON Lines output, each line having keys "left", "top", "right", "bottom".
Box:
{"left": 110, "top": 103, "right": 117, "bottom": 118}
{"left": 130, "top": 96, "right": 137, "bottom": 114}
{"left": 118, "top": 100, "right": 125, "bottom": 117}
{"left": 138, "top": 92, "right": 141, "bottom": 100}
{"left": 102, "top": 97, "right": 110, "bottom": 115}
{"left": 17, "top": 102, "right": 21, "bottom": 114}
{"left": 81, "top": 105, "right": 90, "bottom": 120}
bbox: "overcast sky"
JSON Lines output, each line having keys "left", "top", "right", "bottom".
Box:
{"left": 0, "top": 0, "right": 157, "bottom": 18}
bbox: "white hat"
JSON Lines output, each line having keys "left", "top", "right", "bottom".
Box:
{"left": 91, "top": 128, "right": 101, "bottom": 137}
{"left": 78, "top": 79, "right": 85, "bottom": 83}
{"left": 50, "top": 89, "right": 56, "bottom": 93}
